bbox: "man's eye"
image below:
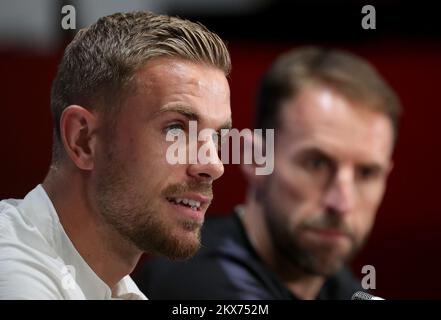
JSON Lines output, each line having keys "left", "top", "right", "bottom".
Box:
{"left": 165, "top": 123, "right": 185, "bottom": 134}
{"left": 357, "top": 166, "right": 379, "bottom": 181}
{"left": 304, "top": 157, "right": 329, "bottom": 171}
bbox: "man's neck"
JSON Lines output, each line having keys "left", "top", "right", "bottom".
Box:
{"left": 42, "top": 166, "right": 142, "bottom": 289}
{"left": 240, "top": 195, "right": 325, "bottom": 300}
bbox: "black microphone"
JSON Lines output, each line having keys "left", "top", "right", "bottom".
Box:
{"left": 351, "top": 291, "right": 385, "bottom": 300}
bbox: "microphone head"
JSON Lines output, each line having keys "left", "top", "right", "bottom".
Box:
{"left": 351, "top": 291, "right": 385, "bottom": 300}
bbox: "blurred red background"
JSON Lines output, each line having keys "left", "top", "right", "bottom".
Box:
{"left": 1, "top": 37, "right": 441, "bottom": 299}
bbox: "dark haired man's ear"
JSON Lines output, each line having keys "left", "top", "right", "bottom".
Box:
{"left": 60, "top": 105, "right": 98, "bottom": 171}
{"left": 387, "top": 162, "right": 394, "bottom": 175}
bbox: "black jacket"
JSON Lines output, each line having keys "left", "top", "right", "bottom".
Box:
{"left": 134, "top": 212, "right": 363, "bottom": 299}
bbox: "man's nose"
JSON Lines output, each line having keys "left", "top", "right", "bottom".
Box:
{"left": 186, "top": 136, "right": 224, "bottom": 181}
{"left": 323, "top": 168, "right": 356, "bottom": 215}
{"left": 187, "top": 158, "right": 224, "bottom": 181}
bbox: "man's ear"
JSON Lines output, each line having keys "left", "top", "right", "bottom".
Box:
{"left": 386, "top": 161, "right": 394, "bottom": 177}
{"left": 60, "top": 105, "right": 98, "bottom": 171}
{"left": 240, "top": 132, "right": 267, "bottom": 187}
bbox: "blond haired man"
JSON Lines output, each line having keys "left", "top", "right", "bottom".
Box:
{"left": 0, "top": 11, "right": 231, "bottom": 299}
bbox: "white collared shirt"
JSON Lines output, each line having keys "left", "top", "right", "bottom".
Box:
{"left": 0, "top": 185, "right": 147, "bottom": 300}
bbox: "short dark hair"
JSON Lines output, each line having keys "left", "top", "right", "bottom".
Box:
{"left": 50, "top": 11, "right": 231, "bottom": 164}
{"left": 255, "top": 47, "right": 402, "bottom": 142}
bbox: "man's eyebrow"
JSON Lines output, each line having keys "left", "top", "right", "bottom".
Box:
{"left": 155, "top": 105, "right": 200, "bottom": 121}
{"left": 301, "top": 147, "right": 387, "bottom": 172}
{"left": 156, "top": 104, "right": 232, "bottom": 131}
{"left": 299, "top": 147, "right": 334, "bottom": 163}
{"left": 219, "top": 119, "right": 232, "bottom": 131}
{"left": 358, "top": 162, "right": 385, "bottom": 173}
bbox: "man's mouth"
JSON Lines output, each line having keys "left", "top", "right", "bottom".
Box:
{"left": 305, "top": 226, "right": 352, "bottom": 243}
{"left": 166, "top": 197, "right": 202, "bottom": 211}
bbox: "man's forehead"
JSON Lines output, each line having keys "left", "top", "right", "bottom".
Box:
{"left": 278, "top": 85, "right": 394, "bottom": 162}
{"left": 126, "top": 58, "right": 231, "bottom": 127}
{"left": 134, "top": 57, "right": 229, "bottom": 93}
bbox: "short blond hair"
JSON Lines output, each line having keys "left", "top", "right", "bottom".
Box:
{"left": 50, "top": 11, "right": 231, "bottom": 162}
{"left": 256, "top": 47, "right": 402, "bottom": 143}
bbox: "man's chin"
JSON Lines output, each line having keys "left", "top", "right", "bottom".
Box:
{"left": 137, "top": 226, "right": 202, "bottom": 260}
{"left": 294, "top": 245, "right": 349, "bottom": 276}
{"left": 305, "top": 251, "right": 350, "bottom": 276}
{"left": 169, "top": 227, "right": 202, "bottom": 260}
{"left": 157, "top": 237, "right": 201, "bottom": 260}
{"left": 314, "top": 260, "right": 345, "bottom": 276}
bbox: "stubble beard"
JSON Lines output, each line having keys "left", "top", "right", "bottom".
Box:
{"left": 94, "top": 149, "right": 202, "bottom": 260}
{"left": 260, "top": 183, "right": 361, "bottom": 277}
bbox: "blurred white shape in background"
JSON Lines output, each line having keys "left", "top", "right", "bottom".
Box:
{"left": 169, "top": 0, "right": 269, "bottom": 15}
{"left": 0, "top": 0, "right": 58, "bottom": 51}
{"left": 75, "top": 0, "right": 166, "bottom": 29}
{"left": 0, "top": 0, "right": 269, "bottom": 51}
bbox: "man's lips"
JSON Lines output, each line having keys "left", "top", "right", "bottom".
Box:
{"left": 165, "top": 193, "right": 212, "bottom": 223}
{"left": 307, "top": 227, "right": 349, "bottom": 239}
{"left": 166, "top": 193, "right": 212, "bottom": 211}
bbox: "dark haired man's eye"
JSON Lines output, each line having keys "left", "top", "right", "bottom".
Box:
{"left": 304, "top": 156, "right": 329, "bottom": 172}
{"left": 357, "top": 166, "right": 380, "bottom": 181}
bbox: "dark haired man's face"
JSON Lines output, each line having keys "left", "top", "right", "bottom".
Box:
{"left": 91, "top": 58, "right": 231, "bottom": 259}
{"left": 261, "top": 84, "right": 394, "bottom": 276}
